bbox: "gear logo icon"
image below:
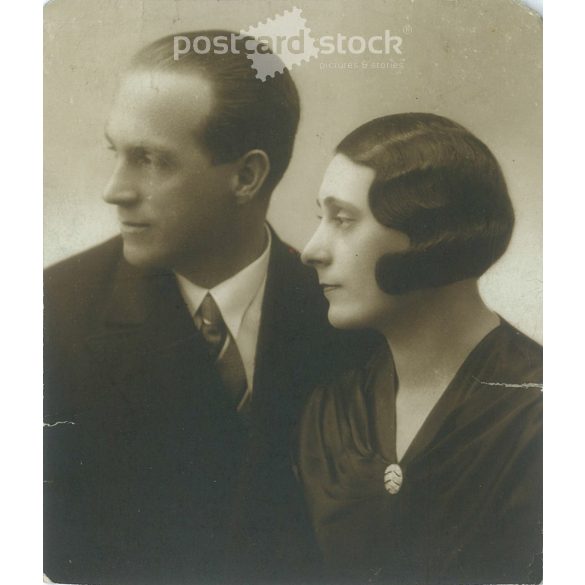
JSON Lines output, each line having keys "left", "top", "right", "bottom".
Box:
{"left": 240, "top": 7, "right": 319, "bottom": 81}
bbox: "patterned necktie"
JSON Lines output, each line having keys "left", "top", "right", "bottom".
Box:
{"left": 194, "top": 293, "right": 248, "bottom": 410}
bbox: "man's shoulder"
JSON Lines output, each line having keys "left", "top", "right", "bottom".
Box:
{"left": 44, "top": 237, "right": 124, "bottom": 315}
{"left": 268, "top": 232, "right": 305, "bottom": 268}
{"left": 267, "top": 232, "right": 320, "bottom": 296}
{"left": 269, "top": 231, "right": 384, "bottom": 371}
{"left": 45, "top": 237, "right": 122, "bottom": 284}
{"left": 265, "top": 233, "right": 334, "bottom": 332}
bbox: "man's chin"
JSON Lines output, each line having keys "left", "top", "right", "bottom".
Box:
{"left": 122, "top": 242, "right": 167, "bottom": 270}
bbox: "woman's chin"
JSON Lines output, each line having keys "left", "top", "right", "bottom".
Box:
{"left": 327, "top": 308, "right": 367, "bottom": 330}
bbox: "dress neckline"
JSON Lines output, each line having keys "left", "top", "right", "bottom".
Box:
{"left": 370, "top": 318, "right": 506, "bottom": 468}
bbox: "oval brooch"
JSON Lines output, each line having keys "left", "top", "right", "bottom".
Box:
{"left": 384, "top": 463, "right": 403, "bottom": 495}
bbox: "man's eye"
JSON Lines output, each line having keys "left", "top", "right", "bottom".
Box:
{"left": 136, "top": 152, "right": 171, "bottom": 169}
{"left": 135, "top": 152, "right": 154, "bottom": 166}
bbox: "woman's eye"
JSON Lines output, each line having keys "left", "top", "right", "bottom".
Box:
{"left": 333, "top": 216, "right": 354, "bottom": 227}
{"left": 315, "top": 209, "right": 353, "bottom": 226}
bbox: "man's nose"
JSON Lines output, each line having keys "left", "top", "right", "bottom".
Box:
{"left": 301, "top": 226, "right": 331, "bottom": 267}
{"left": 102, "top": 163, "right": 140, "bottom": 206}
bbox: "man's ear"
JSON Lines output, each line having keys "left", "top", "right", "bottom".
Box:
{"left": 232, "top": 149, "right": 271, "bottom": 205}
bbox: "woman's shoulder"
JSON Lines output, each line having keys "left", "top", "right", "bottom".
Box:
{"left": 460, "top": 320, "right": 542, "bottom": 431}
{"left": 297, "top": 347, "right": 387, "bottom": 472}
{"left": 478, "top": 319, "right": 543, "bottom": 389}
{"left": 299, "top": 346, "right": 391, "bottom": 453}
{"left": 498, "top": 320, "right": 542, "bottom": 366}
{"left": 305, "top": 345, "right": 388, "bottom": 406}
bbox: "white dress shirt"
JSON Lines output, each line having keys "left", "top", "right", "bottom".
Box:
{"left": 175, "top": 227, "right": 272, "bottom": 403}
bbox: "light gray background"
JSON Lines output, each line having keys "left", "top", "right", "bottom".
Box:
{"left": 44, "top": 0, "right": 542, "bottom": 341}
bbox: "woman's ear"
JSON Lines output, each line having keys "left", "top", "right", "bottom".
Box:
{"left": 232, "top": 149, "right": 271, "bottom": 205}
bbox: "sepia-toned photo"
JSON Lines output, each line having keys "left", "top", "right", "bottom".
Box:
{"left": 44, "top": 1, "right": 542, "bottom": 583}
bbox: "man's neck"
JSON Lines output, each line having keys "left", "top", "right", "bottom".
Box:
{"left": 175, "top": 223, "right": 268, "bottom": 290}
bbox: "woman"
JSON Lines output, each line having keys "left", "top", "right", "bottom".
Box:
{"left": 297, "top": 113, "right": 542, "bottom": 584}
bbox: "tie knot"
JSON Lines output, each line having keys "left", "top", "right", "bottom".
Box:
{"left": 195, "top": 293, "right": 227, "bottom": 358}
{"left": 193, "top": 293, "right": 247, "bottom": 411}
{"left": 198, "top": 293, "right": 222, "bottom": 326}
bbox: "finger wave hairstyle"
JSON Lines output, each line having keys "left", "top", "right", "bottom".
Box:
{"left": 336, "top": 113, "right": 515, "bottom": 295}
{"left": 130, "top": 31, "right": 300, "bottom": 196}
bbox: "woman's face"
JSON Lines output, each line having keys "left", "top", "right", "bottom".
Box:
{"left": 301, "top": 153, "right": 410, "bottom": 330}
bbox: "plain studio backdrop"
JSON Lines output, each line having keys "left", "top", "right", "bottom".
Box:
{"left": 44, "top": 0, "right": 542, "bottom": 342}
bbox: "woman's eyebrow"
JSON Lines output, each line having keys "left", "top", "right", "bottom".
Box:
{"left": 322, "top": 195, "right": 361, "bottom": 214}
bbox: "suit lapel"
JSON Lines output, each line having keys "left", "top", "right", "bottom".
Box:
{"left": 227, "top": 231, "right": 331, "bottom": 567}
{"left": 84, "top": 256, "right": 226, "bottom": 419}
{"left": 253, "top": 233, "right": 306, "bottom": 425}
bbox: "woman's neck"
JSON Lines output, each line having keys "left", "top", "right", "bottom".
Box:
{"left": 381, "top": 280, "right": 500, "bottom": 391}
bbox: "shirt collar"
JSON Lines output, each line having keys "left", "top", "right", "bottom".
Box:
{"left": 176, "top": 226, "right": 272, "bottom": 338}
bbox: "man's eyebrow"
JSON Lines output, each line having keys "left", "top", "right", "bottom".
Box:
{"left": 103, "top": 132, "right": 172, "bottom": 155}
{"left": 322, "top": 195, "right": 361, "bottom": 214}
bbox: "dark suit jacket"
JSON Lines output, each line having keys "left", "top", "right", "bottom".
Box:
{"left": 44, "top": 232, "right": 379, "bottom": 585}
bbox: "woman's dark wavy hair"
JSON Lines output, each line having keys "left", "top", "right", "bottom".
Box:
{"left": 336, "top": 113, "right": 515, "bottom": 295}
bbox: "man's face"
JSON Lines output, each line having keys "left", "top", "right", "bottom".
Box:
{"left": 301, "top": 154, "right": 410, "bottom": 330}
{"left": 104, "top": 70, "right": 237, "bottom": 274}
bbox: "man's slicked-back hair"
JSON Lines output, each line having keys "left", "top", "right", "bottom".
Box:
{"left": 336, "top": 113, "right": 515, "bottom": 295}
{"left": 130, "top": 31, "right": 300, "bottom": 195}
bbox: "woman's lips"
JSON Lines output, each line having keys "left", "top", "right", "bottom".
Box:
{"left": 120, "top": 222, "right": 150, "bottom": 234}
{"left": 321, "top": 284, "right": 341, "bottom": 294}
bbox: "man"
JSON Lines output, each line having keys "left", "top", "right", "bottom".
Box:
{"left": 44, "top": 31, "right": 377, "bottom": 584}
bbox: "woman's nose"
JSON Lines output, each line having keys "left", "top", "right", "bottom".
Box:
{"left": 102, "top": 163, "right": 140, "bottom": 206}
{"left": 301, "top": 227, "right": 331, "bottom": 267}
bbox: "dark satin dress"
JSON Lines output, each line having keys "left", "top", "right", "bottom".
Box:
{"left": 297, "top": 321, "right": 542, "bottom": 584}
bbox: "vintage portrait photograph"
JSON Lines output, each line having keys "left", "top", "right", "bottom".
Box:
{"left": 42, "top": 0, "right": 543, "bottom": 583}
